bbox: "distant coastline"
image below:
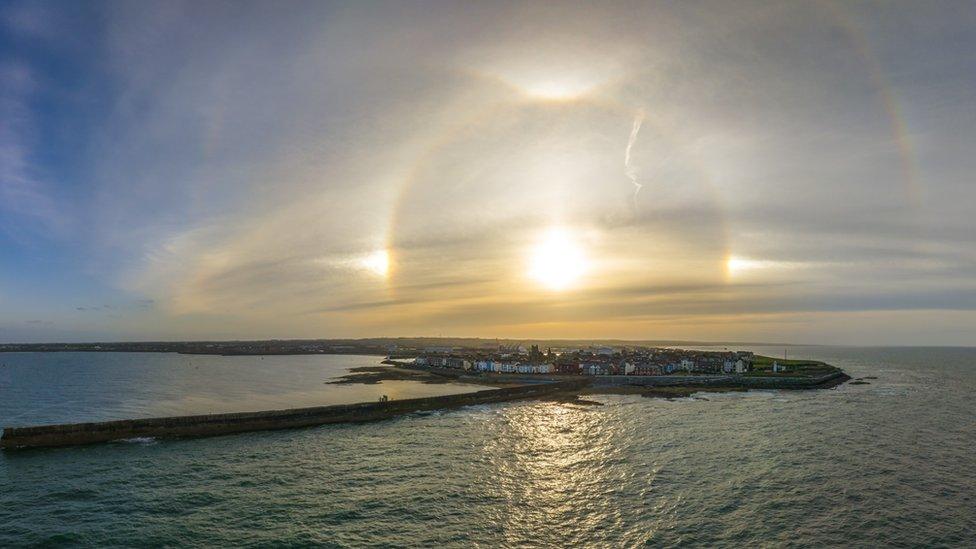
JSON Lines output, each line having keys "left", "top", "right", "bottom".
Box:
{"left": 0, "top": 339, "right": 851, "bottom": 392}
{"left": 0, "top": 337, "right": 816, "bottom": 357}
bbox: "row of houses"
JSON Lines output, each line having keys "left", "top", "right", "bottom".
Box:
{"left": 475, "top": 360, "right": 553, "bottom": 374}
{"left": 411, "top": 348, "right": 755, "bottom": 376}
{"left": 554, "top": 349, "right": 754, "bottom": 376}
{"left": 413, "top": 356, "right": 554, "bottom": 374}
{"left": 560, "top": 358, "right": 749, "bottom": 376}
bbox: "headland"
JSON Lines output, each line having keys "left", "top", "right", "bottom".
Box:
{"left": 379, "top": 343, "right": 850, "bottom": 394}
{"left": 1, "top": 341, "right": 848, "bottom": 450}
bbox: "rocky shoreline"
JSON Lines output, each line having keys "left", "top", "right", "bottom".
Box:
{"left": 326, "top": 365, "right": 455, "bottom": 385}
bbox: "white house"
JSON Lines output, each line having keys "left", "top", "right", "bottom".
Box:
{"left": 581, "top": 363, "right": 607, "bottom": 375}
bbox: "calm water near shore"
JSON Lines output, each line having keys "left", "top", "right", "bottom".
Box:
{"left": 1, "top": 347, "right": 975, "bottom": 546}
{"left": 0, "top": 353, "right": 490, "bottom": 427}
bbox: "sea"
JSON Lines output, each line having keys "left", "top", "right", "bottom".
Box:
{"left": 0, "top": 347, "right": 973, "bottom": 547}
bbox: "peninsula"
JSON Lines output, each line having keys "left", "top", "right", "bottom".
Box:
{"left": 378, "top": 344, "right": 849, "bottom": 393}
{"left": 1, "top": 340, "right": 848, "bottom": 449}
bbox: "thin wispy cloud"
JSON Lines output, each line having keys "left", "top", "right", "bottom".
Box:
{"left": 0, "top": 61, "right": 64, "bottom": 238}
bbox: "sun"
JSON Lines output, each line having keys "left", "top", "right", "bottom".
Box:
{"left": 528, "top": 227, "right": 587, "bottom": 291}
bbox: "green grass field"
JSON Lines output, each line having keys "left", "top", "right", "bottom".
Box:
{"left": 746, "top": 355, "right": 840, "bottom": 377}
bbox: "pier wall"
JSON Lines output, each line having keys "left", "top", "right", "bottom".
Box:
{"left": 445, "top": 370, "right": 848, "bottom": 389}
{"left": 591, "top": 370, "right": 848, "bottom": 388}
{"left": 1, "top": 379, "right": 588, "bottom": 450}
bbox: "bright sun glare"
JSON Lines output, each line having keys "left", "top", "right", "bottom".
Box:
{"left": 491, "top": 63, "right": 611, "bottom": 101}
{"left": 523, "top": 78, "right": 594, "bottom": 101}
{"left": 361, "top": 250, "right": 390, "bottom": 277}
{"left": 528, "top": 228, "right": 587, "bottom": 290}
{"left": 726, "top": 255, "right": 795, "bottom": 277}
{"left": 726, "top": 256, "right": 757, "bottom": 275}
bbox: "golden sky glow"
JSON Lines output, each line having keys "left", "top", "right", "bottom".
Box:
{"left": 3, "top": 2, "right": 975, "bottom": 345}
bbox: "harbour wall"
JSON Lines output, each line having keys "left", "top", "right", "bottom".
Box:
{"left": 447, "top": 370, "right": 849, "bottom": 389}
{"left": 1, "top": 379, "right": 588, "bottom": 450}
{"left": 590, "top": 370, "right": 849, "bottom": 388}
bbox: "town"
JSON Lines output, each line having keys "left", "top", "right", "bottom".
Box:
{"left": 0, "top": 338, "right": 804, "bottom": 376}
{"left": 411, "top": 345, "right": 767, "bottom": 376}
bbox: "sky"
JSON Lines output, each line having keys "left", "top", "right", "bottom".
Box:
{"left": 1, "top": 0, "right": 975, "bottom": 345}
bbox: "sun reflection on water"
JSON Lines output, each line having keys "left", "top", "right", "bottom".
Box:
{"left": 477, "top": 399, "right": 653, "bottom": 545}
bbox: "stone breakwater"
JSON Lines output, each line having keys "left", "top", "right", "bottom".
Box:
{"left": 1, "top": 380, "right": 589, "bottom": 450}
{"left": 444, "top": 369, "right": 850, "bottom": 390}
{"left": 589, "top": 370, "right": 851, "bottom": 389}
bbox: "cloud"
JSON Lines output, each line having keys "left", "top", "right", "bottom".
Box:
{"left": 24, "top": 319, "right": 52, "bottom": 326}
{"left": 0, "top": 61, "right": 65, "bottom": 238}
{"left": 4, "top": 1, "right": 976, "bottom": 344}
{"left": 1, "top": 1, "right": 59, "bottom": 40}
{"left": 75, "top": 300, "right": 156, "bottom": 313}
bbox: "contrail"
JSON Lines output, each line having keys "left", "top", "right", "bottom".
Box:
{"left": 624, "top": 110, "right": 645, "bottom": 204}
